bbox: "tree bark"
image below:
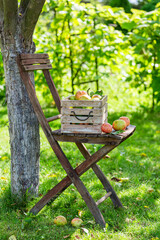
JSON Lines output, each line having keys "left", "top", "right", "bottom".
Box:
{"left": 1, "top": 39, "right": 40, "bottom": 199}
{"left": 0, "top": 0, "right": 45, "bottom": 201}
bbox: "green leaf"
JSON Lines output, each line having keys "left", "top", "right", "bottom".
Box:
{"left": 120, "top": 21, "right": 136, "bottom": 30}
{"left": 111, "top": 130, "right": 125, "bottom": 135}
{"left": 94, "top": 90, "right": 103, "bottom": 96}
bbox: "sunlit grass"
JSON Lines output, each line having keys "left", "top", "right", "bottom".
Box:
{"left": 0, "top": 105, "right": 160, "bottom": 239}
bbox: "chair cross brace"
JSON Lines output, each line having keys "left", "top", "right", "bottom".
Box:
{"left": 17, "top": 53, "right": 136, "bottom": 227}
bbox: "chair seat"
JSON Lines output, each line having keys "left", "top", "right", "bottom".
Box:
{"left": 52, "top": 125, "right": 136, "bottom": 144}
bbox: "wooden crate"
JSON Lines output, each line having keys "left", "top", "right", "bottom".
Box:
{"left": 61, "top": 95, "right": 108, "bottom": 134}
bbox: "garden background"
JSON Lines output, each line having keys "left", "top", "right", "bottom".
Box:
{"left": 0, "top": 0, "right": 160, "bottom": 239}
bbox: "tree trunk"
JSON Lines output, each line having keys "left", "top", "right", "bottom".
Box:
{"left": 1, "top": 39, "right": 40, "bottom": 200}
{"left": 0, "top": 0, "right": 45, "bottom": 202}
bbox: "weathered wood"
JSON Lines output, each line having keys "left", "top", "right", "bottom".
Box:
{"left": 96, "top": 192, "right": 112, "bottom": 206}
{"left": 21, "top": 58, "right": 50, "bottom": 65}
{"left": 30, "top": 143, "right": 119, "bottom": 215}
{"left": 61, "top": 95, "right": 107, "bottom": 108}
{"left": 61, "top": 123, "right": 102, "bottom": 134}
{"left": 47, "top": 114, "right": 62, "bottom": 123}
{"left": 20, "top": 53, "right": 49, "bottom": 59}
{"left": 92, "top": 164, "right": 123, "bottom": 208}
{"left": 18, "top": 53, "right": 136, "bottom": 227}
{"left": 76, "top": 142, "right": 123, "bottom": 208}
{"left": 23, "top": 64, "right": 52, "bottom": 71}
{"left": 61, "top": 103, "right": 107, "bottom": 116}
{"left": 43, "top": 69, "right": 61, "bottom": 113}
{"left": 61, "top": 95, "right": 107, "bottom": 134}
{"left": 53, "top": 134, "right": 118, "bottom": 145}
{"left": 18, "top": 57, "right": 106, "bottom": 227}
{"left": 61, "top": 115, "right": 105, "bottom": 124}
{"left": 52, "top": 129, "right": 124, "bottom": 140}
{"left": 52, "top": 126, "right": 136, "bottom": 143}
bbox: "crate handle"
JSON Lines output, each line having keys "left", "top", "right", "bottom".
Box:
{"left": 71, "top": 111, "right": 93, "bottom": 121}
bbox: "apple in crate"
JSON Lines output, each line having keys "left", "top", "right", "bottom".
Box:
{"left": 71, "top": 218, "right": 83, "bottom": 227}
{"left": 75, "top": 90, "right": 87, "bottom": 100}
{"left": 91, "top": 94, "right": 101, "bottom": 100}
{"left": 119, "top": 116, "right": 130, "bottom": 127}
{"left": 75, "top": 90, "right": 90, "bottom": 100}
{"left": 101, "top": 123, "right": 112, "bottom": 133}
{"left": 112, "top": 119, "right": 126, "bottom": 131}
{"left": 53, "top": 216, "right": 67, "bottom": 226}
{"left": 79, "top": 95, "right": 91, "bottom": 100}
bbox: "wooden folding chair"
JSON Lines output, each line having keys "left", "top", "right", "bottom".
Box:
{"left": 17, "top": 53, "right": 136, "bottom": 227}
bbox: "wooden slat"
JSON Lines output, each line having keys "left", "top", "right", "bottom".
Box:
{"left": 96, "top": 192, "right": 112, "bottom": 206}
{"left": 43, "top": 70, "right": 61, "bottom": 113}
{"left": 117, "top": 125, "right": 136, "bottom": 139}
{"left": 47, "top": 114, "right": 61, "bottom": 123}
{"left": 20, "top": 53, "right": 49, "bottom": 59}
{"left": 21, "top": 58, "right": 50, "bottom": 65}
{"left": 61, "top": 115, "right": 105, "bottom": 124}
{"left": 61, "top": 123, "right": 102, "bottom": 134}
{"left": 53, "top": 134, "right": 118, "bottom": 144}
{"left": 52, "top": 129, "right": 123, "bottom": 140}
{"left": 61, "top": 103, "right": 108, "bottom": 116}
{"left": 24, "top": 64, "right": 52, "bottom": 71}
{"left": 76, "top": 143, "right": 123, "bottom": 208}
{"left": 61, "top": 95, "right": 108, "bottom": 108}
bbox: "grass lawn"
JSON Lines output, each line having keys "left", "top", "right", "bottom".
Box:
{"left": 0, "top": 106, "right": 160, "bottom": 240}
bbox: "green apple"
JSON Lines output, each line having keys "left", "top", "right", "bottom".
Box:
{"left": 112, "top": 119, "right": 126, "bottom": 131}
{"left": 53, "top": 216, "right": 67, "bottom": 226}
{"left": 71, "top": 218, "right": 83, "bottom": 227}
{"left": 79, "top": 95, "right": 91, "bottom": 100}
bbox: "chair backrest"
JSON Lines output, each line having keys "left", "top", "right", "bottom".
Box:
{"left": 20, "top": 53, "right": 52, "bottom": 71}
{"left": 17, "top": 53, "right": 62, "bottom": 139}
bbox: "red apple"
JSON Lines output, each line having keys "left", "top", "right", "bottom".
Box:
{"left": 71, "top": 218, "right": 83, "bottom": 227}
{"left": 101, "top": 123, "right": 112, "bottom": 133}
{"left": 75, "top": 90, "right": 88, "bottom": 100}
{"left": 119, "top": 116, "right": 130, "bottom": 127}
{"left": 112, "top": 119, "right": 126, "bottom": 131}
{"left": 53, "top": 216, "right": 67, "bottom": 226}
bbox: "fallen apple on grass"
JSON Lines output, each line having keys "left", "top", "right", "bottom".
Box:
{"left": 101, "top": 123, "right": 112, "bottom": 133}
{"left": 71, "top": 218, "right": 83, "bottom": 227}
{"left": 112, "top": 119, "right": 126, "bottom": 131}
{"left": 53, "top": 216, "right": 67, "bottom": 226}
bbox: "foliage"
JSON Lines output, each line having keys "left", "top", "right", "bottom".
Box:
{"left": 141, "top": 0, "right": 160, "bottom": 11}
{"left": 33, "top": 0, "right": 160, "bottom": 110}
{"left": 110, "top": 0, "right": 131, "bottom": 13}
{"left": 118, "top": 3, "right": 160, "bottom": 110}
{"left": 0, "top": 0, "right": 159, "bottom": 111}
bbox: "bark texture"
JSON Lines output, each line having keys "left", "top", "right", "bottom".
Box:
{"left": 0, "top": 0, "right": 45, "bottom": 200}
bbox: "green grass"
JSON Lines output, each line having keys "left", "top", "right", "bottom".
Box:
{"left": 0, "top": 106, "right": 160, "bottom": 240}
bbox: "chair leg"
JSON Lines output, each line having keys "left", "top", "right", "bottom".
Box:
{"left": 63, "top": 163, "right": 106, "bottom": 227}
{"left": 30, "top": 143, "right": 118, "bottom": 220}
{"left": 76, "top": 142, "right": 123, "bottom": 208}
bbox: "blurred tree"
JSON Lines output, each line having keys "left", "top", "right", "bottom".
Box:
{"left": 110, "top": 0, "right": 131, "bottom": 13}
{"left": 141, "top": 0, "right": 160, "bottom": 11}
